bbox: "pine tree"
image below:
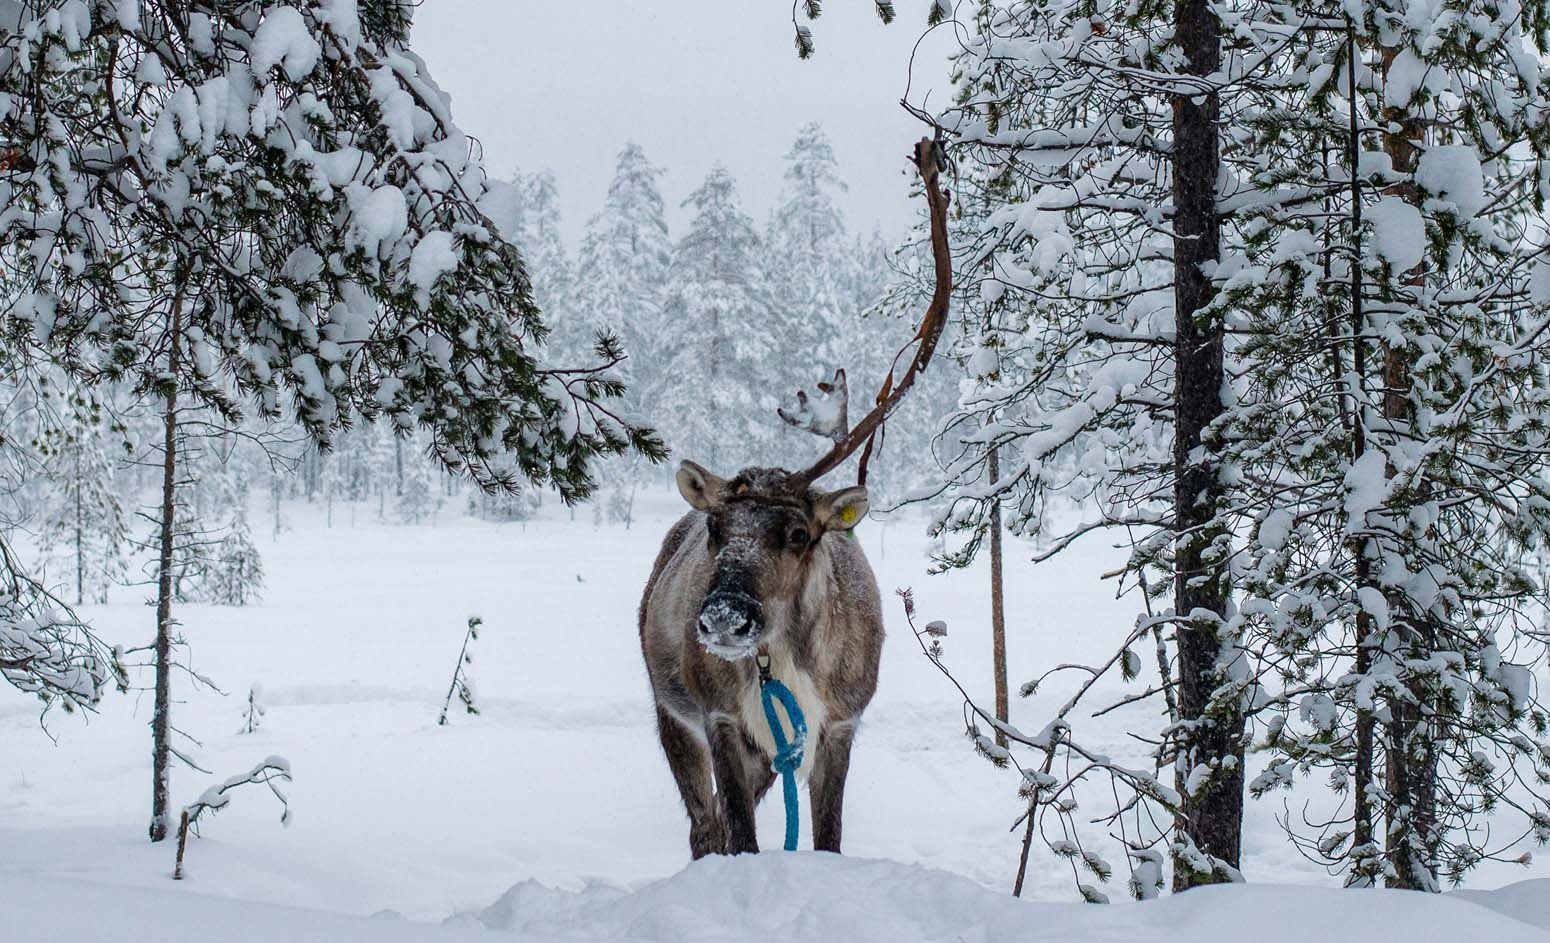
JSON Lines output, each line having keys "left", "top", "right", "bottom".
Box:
{"left": 0, "top": 2, "right": 663, "bottom": 843}
{"left": 575, "top": 143, "right": 673, "bottom": 420}
{"left": 321, "top": 447, "right": 345, "bottom": 528}
{"left": 167, "top": 489, "right": 213, "bottom": 604}
{"left": 239, "top": 683, "right": 266, "bottom": 735}
{"left": 1224, "top": 2, "right": 1550, "bottom": 889}
{"left": 922, "top": 0, "right": 1550, "bottom": 895}
{"left": 518, "top": 170, "right": 581, "bottom": 358}
{"left": 398, "top": 439, "right": 440, "bottom": 525}
{"left": 36, "top": 399, "right": 130, "bottom": 606}
{"left": 658, "top": 166, "right": 781, "bottom": 469}
{"left": 208, "top": 503, "right": 263, "bottom": 607}
{"left": 365, "top": 421, "right": 399, "bottom": 521}
{"left": 0, "top": 373, "right": 122, "bottom": 713}
{"left": 202, "top": 464, "right": 264, "bottom": 607}
{"left": 470, "top": 488, "right": 536, "bottom": 524}
{"left": 767, "top": 124, "right": 853, "bottom": 377}
{"left": 918, "top": 0, "right": 1257, "bottom": 892}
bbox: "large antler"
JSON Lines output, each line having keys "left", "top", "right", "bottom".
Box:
{"left": 783, "top": 135, "right": 953, "bottom": 488}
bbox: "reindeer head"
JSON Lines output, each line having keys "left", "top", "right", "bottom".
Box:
{"left": 676, "top": 460, "right": 868, "bottom": 660}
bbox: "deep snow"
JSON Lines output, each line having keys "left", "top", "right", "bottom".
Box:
{"left": 10, "top": 856, "right": 1550, "bottom": 942}
{"left": 2, "top": 488, "right": 1547, "bottom": 940}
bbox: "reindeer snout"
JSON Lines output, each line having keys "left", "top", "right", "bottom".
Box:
{"left": 698, "top": 591, "right": 763, "bottom": 657}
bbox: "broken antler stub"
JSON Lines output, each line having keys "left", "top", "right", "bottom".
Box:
{"left": 778, "top": 367, "right": 850, "bottom": 444}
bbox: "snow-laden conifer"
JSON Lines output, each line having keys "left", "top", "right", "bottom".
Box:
{"left": 917, "top": 0, "right": 1550, "bottom": 894}
{"left": 1219, "top": 1, "right": 1550, "bottom": 889}
{"left": 208, "top": 501, "right": 263, "bottom": 606}
{"left": 575, "top": 142, "right": 673, "bottom": 425}
{"left": 659, "top": 166, "right": 781, "bottom": 470}
{"left": 0, "top": 1, "right": 659, "bottom": 494}
{"left": 767, "top": 124, "right": 853, "bottom": 376}
{"left": 1, "top": 1, "right": 663, "bottom": 843}
{"left": 35, "top": 395, "right": 130, "bottom": 605}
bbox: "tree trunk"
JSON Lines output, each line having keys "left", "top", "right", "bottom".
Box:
{"left": 1345, "top": 24, "right": 1379, "bottom": 886}
{"left": 271, "top": 477, "right": 283, "bottom": 540}
{"left": 1378, "top": 42, "right": 1436, "bottom": 892}
{"left": 73, "top": 459, "right": 83, "bottom": 606}
{"left": 1170, "top": 0, "right": 1242, "bottom": 890}
{"left": 150, "top": 290, "right": 184, "bottom": 844}
{"left": 988, "top": 446, "right": 1008, "bottom": 748}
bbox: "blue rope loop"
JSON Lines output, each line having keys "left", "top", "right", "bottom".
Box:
{"left": 759, "top": 674, "right": 806, "bottom": 851}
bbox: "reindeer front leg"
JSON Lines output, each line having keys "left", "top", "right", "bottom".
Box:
{"left": 809, "top": 721, "right": 856, "bottom": 853}
{"left": 706, "top": 715, "right": 760, "bottom": 854}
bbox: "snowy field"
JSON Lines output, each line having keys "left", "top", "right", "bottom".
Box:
{"left": 3, "top": 488, "right": 1548, "bottom": 940}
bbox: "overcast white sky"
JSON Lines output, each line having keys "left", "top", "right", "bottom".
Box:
{"left": 411, "top": 1, "right": 959, "bottom": 248}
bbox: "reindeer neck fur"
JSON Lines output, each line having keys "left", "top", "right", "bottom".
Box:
{"left": 732, "top": 526, "right": 834, "bottom": 782}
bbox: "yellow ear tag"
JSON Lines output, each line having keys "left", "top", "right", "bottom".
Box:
{"left": 840, "top": 505, "right": 859, "bottom": 526}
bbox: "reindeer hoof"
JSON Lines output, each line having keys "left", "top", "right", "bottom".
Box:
{"left": 689, "top": 816, "right": 727, "bottom": 859}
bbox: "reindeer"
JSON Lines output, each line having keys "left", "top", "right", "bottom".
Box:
{"left": 638, "top": 138, "right": 952, "bottom": 856}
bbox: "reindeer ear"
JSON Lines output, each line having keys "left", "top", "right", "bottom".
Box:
{"left": 815, "top": 485, "right": 869, "bottom": 532}
{"left": 677, "top": 460, "right": 726, "bottom": 510}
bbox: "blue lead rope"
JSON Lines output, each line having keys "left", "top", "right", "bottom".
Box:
{"left": 757, "top": 653, "right": 806, "bottom": 851}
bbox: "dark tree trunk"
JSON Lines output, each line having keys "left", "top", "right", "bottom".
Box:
{"left": 73, "top": 459, "right": 83, "bottom": 606}
{"left": 988, "top": 446, "right": 1008, "bottom": 748}
{"left": 150, "top": 291, "right": 184, "bottom": 843}
{"left": 1377, "top": 43, "right": 1436, "bottom": 892}
{"left": 1345, "top": 25, "right": 1379, "bottom": 885}
{"left": 1170, "top": 0, "right": 1243, "bottom": 890}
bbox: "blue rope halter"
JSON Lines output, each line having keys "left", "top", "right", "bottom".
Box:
{"left": 757, "top": 649, "right": 806, "bottom": 851}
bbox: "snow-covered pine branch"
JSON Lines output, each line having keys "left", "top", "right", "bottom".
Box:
{"left": 0, "top": 0, "right": 665, "bottom": 498}
{"left": 0, "top": 529, "right": 124, "bottom": 712}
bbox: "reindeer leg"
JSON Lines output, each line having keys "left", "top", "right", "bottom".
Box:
{"left": 743, "top": 737, "right": 778, "bottom": 805}
{"left": 809, "top": 721, "right": 856, "bottom": 853}
{"left": 654, "top": 706, "right": 723, "bottom": 858}
{"left": 707, "top": 716, "right": 760, "bottom": 854}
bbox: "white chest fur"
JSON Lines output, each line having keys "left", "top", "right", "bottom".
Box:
{"left": 738, "top": 645, "right": 826, "bottom": 782}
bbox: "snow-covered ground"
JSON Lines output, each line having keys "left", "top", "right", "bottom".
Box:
{"left": 3, "top": 488, "right": 1547, "bottom": 940}
{"left": 12, "top": 857, "right": 1550, "bottom": 942}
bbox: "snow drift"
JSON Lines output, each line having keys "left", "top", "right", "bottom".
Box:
{"left": 12, "top": 853, "right": 1550, "bottom": 942}
{"left": 474, "top": 853, "right": 1550, "bottom": 943}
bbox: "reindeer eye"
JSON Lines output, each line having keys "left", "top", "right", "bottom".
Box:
{"left": 787, "top": 527, "right": 809, "bottom": 548}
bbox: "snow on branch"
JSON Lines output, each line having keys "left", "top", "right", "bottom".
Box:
{"left": 0, "top": 532, "right": 123, "bottom": 713}
{"left": 174, "top": 757, "right": 292, "bottom": 880}
{"left": 0, "top": 1, "right": 664, "bottom": 503}
{"left": 184, "top": 757, "right": 293, "bottom": 827}
{"left": 896, "top": 587, "right": 1185, "bottom": 901}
